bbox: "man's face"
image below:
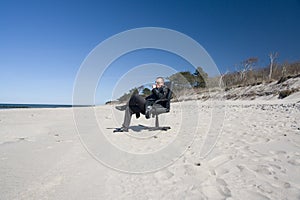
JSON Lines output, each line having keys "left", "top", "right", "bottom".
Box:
{"left": 155, "top": 79, "right": 164, "bottom": 88}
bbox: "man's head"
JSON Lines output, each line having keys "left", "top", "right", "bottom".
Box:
{"left": 155, "top": 77, "right": 165, "bottom": 88}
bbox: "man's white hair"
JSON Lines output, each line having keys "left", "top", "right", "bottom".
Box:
{"left": 156, "top": 77, "right": 164, "bottom": 83}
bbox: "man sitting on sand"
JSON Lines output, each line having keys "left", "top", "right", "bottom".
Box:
{"left": 114, "top": 77, "right": 168, "bottom": 132}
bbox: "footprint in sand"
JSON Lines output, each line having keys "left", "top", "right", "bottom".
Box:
{"left": 242, "top": 190, "right": 271, "bottom": 200}
{"left": 287, "top": 158, "right": 300, "bottom": 166}
{"left": 154, "top": 168, "right": 174, "bottom": 181}
{"left": 269, "top": 163, "right": 287, "bottom": 174}
{"left": 257, "top": 182, "right": 275, "bottom": 194}
{"left": 183, "top": 164, "right": 197, "bottom": 176}
{"left": 236, "top": 165, "right": 257, "bottom": 179}
{"left": 215, "top": 167, "right": 230, "bottom": 176}
{"left": 207, "top": 154, "right": 234, "bottom": 168}
{"left": 269, "top": 150, "right": 286, "bottom": 155}
{"left": 254, "top": 165, "right": 275, "bottom": 176}
{"left": 283, "top": 182, "right": 291, "bottom": 189}
{"left": 209, "top": 169, "right": 216, "bottom": 176}
{"left": 216, "top": 178, "right": 232, "bottom": 197}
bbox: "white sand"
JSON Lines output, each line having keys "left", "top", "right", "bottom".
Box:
{"left": 1, "top": 99, "right": 300, "bottom": 199}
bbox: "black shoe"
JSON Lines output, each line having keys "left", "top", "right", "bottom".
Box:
{"left": 135, "top": 112, "right": 140, "bottom": 119}
{"left": 115, "top": 105, "right": 127, "bottom": 111}
{"left": 113, "top": 127, "right": 128, "bottom": 133}
{"left": 145, "top": 106, "right": 152, "bottom": 119}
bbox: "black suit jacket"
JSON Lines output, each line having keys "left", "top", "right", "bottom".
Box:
{"left": 145, "top": 85, "right": 168, "bottom": 107}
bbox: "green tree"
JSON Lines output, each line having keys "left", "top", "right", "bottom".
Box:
{"left": 142, "top": 88, "right": 151, "bottom": 97}
{"left": 169, "top": 71, "right": 195, "bottom": 87}
{"left": 194, "top": 66, "right": 208, "bottom": 88}
{"left": 117, "top": 87, "right": 139, "bottom": 102}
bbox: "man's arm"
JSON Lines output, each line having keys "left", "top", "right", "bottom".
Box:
{"left": 151, "top": 86, "right": 168, "bottom": 99}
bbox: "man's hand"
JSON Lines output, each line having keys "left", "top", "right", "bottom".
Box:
{"left": 152, "top": 84, "right": 157, "bottom": 89}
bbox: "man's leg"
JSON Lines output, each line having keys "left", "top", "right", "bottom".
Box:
{"left": 115, "top": 94, "right": 146, "bottom": 113}
{"left": 114, "top": 106, "right": 132, "bottom": 132}
{"left": 122, "top": 106, "right": 133, "bottom": 130}
{"left": 114, "top": 94, "right": 145, "bottom": 133}
{"left": 145, "top": 99, "right": 154, "bottom": 119}
{"left": 129, "top": 94, "right": 146, "bottom": 114}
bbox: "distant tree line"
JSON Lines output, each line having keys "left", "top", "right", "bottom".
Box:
{"left": 168, "top": 66, "right": 208, "bottom": 89}
{"left": 115, "top": 66, "right": 208, "bottom": 103}
{"left": 220, "top": 56, "right": 300, "bottom": 89}
{"left": 112, "top": 53, "right": 300, "bottom": 103}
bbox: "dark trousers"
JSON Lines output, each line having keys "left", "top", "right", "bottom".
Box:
{"left": 122, "top": 94, "right": 146, "bottom": 129}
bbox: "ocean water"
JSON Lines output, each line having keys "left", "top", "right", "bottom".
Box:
{"left": 0, "top": 103, "right": 74, "bottom": 109}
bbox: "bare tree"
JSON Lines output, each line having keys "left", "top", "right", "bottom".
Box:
{"left": 237, "top": 57, "right": 258, "bottom": 83}
{"left": 282, "top": 64, "right": 286, "bottom": 77}
{"left": 219, "top": 70, "right": 229, "bottom": 87}
{"left": 268, "top": 52, "right": 278, "bottom": 80}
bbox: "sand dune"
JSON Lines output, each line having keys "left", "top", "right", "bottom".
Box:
{"left": 0, "top": 98, "right": 300, "bottom": 199}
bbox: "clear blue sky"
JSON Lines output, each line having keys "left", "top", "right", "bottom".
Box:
{"left": 1, "top": 0, "right": 300, "bottom": 104}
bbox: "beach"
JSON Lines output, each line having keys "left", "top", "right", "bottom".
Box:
{"left": 0, "top": 98, "right": 300, "bottom": 199}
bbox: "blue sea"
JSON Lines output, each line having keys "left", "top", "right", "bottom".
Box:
{"left": 0, "top": 103, "right": 80, "bottom": 109}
